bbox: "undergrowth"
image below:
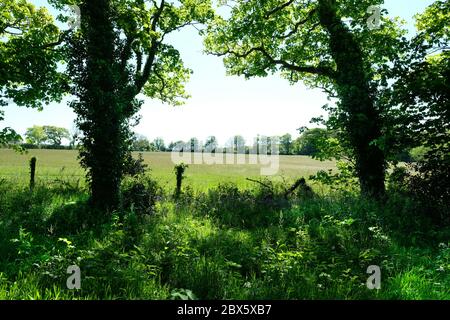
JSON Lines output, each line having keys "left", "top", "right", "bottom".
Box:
{"left": 0, "top": 177, "right": 448, "bottom": 300}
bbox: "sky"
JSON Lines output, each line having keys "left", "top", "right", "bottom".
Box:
{"left": 2, "top": 0, "right": 437, "bottom": 145}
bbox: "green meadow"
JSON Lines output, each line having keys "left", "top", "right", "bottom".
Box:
{"left": 0, "top": 148, "right": 448, "bottom": 300}
{"left": 0, "top": 149, "right": 336, "bottom": 190}
{"left": 1, "top": 0, "right": 449, "bottom": 303}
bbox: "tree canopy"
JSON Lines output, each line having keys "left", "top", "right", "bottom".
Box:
{"left": 204, "top": 0, "right": 410, "bottom": 197}
{"left": 0, "top": 0, "right": 67, "bottom": 146}
{"left": 45, "top": 0, "right": 215, "bottom": 208}
{"left": 25, "top": 125, "right": 70, "bottom": 146}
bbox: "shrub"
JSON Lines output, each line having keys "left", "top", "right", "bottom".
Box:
{"left": 123, "top": 153, "right": 148, "bottom": 177}
{"left": 406, "top": 151, "right": 450, "bottom": 224}
{"left": 121, "top": 174, "right": 162, "bottom": 216}
{"left": 387, "top": 166, "right": 409, "bottom": 193}
{"left": 194, "top": 182, "right": 290, "bottom": 229}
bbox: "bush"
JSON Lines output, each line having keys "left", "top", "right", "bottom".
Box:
{"left": 387, "top": 166, "right": 409, "bottom": 193}
{"left": 409, "top": 146, "right": 428, "bottom": 162}
{"left": 194, "top": 182, "right": 289, "bottom": 229}
{"left": 120, "top": 174, "right": 162, "bottom": 216}
{"left": 406, "top": 151, "right": 450, "bottom": 224}
{"left": 123, "top": 153, "right": 148, "bottom": 177}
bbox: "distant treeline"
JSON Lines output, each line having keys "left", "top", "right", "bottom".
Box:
{"left": 6, "top": 125, "right": 424, "bottom": 162}
{"left": 130, "top": 130, "right": 326, "bottom": 156}
{"left": 131, "top": 129, "right": 426, "bottom": 162}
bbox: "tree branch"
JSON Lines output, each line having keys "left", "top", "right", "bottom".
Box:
{"left": 265, "top": 0, "right": 295, "bottom": 19}
{"left": 154, "top": 67, "right": 167, "bottom": 97}
{"left": 38, "top": 30, "right": 70, "bottom": 49}
{"left": 246, "top": 178, "right": 272, "bottom": 189}
{"left": 120, "top": 36, "right": 136, "bottom": 72}
{"left": 277, "top": 12, "right": 318, "bottom": 40}
{"left": 134, "top": 0, "right": 165, "bottom": 94}
{"left": 135, "top": 48, "right": 143, "bottom": 78}
{"left": 214, "top": 46, "right": 336, "bottom": 78}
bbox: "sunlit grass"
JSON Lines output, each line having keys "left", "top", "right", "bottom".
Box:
{"left": 0, "top": 151, "right": 447, "bottom": 300}
{"left": 0, "top": 148, "right": 335, "bottom": 190}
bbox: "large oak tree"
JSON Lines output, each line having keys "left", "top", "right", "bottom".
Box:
{"left": 205, "top": 0, "right": 408, "bottom": 197}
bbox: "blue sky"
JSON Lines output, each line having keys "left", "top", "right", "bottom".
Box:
{"left": 2, "top": 0, "right": 437, "bottom": 145}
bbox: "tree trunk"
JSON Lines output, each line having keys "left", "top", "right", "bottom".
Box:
{"left": 81, "top": 0, "right": 122, "bottom": 210}
{"left": 318, "top": 0, "right": 386, "bottom": 198}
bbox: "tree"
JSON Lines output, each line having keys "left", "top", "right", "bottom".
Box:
{"left": 234, "top": 135, "right": 246, "bottom": 153}
{"left": 228, "top": 135, "right": 245, "bottom": 153}
{"left": 43, "top": 125, "right": 70, "bottom": 145}
{"left": 279, "top": 133, "right": 292, "bottom": 155}
{"left": 132, "top": 133, "right": 151, "bottom": 151}
{"left": 1, "top": 0, "right": 67, "bottom": 146}
{"left": 69, "top": 125, "right": 82, "bottom": 148}
{"left": 205, "top": 0, "right": 408, "bottom": 198}
{"left": 167, "top": 141, "right": 176, "bottom": 152}
{"left": 386, "top": 0, "right": 449, "bottom": 158}
{"left": 171, "top": 140, "right": 188, "bottom": 152}
{"left": 204, "top": 135, "right": 218, "bottom": 152}
{"left": 293, "top": 128, "right": 328, "bottom": 156}
{"left": 0, "top": 120, "right": 22, "bottom": 148}
{"left": 255, "top": 135, "right": 277, "bottom": 155}
{"left": 153, "top": 137, "right": 166, "bottom": 152}
{"left": 380, "top": 1, "right": 449, "bottom": 211}
{"left": 56, "top": 0, "right": 214, "bottom": 209}
{"left": 25, "top": 125, "right": 47, "bottom": 146}
{"left": 189, "top": 137, "right": 201, "bottom": 152}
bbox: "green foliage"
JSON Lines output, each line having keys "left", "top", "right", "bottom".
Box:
{"left": 204, "top": 0, "right": 409, "bottom": 197}
{"left": 1, "top": 179, "right": 448, "bottom": 300}
{"left": 192, "top": 182, "right": 291, "bottom": 229}
{"left": 0, "top": 0, "right": 67, "bottom": 109}
{"left": 415, "top": 0, "right": 449, "bottom": 46}
{"left": 152, "top": 137, "right": 166, "bottom": 152}
{"left": 379, "top": 1, "right": 449, "bottom": 172}
{"left": 25, "top": 126, "right": 46, "bottom": 146}
{"left": 123, "top": 152, "right": 148, "bottom": 177}
{"left": 131, "top": 134, "right": 152, "bottom": 152}
{"left": 376, "top": 1, "right": 449, "bottom": 219}
{"left": 405, "top": 153, "right": 450, "bottom": 225}
{"left": 204, "top": 136, "right": 217, "bottom": 152}
{"left": 170, "top": 288, "right": 197, "bottom": 300}
{"left": 279, "top": 133, "right": 292, "bottom": 155}
{"left": 310, "top": 160, "right": 358, "bottom": 193}
{"left": 121, "top": 174, "right": 162, "bottom": 216}
{"left": 0, "top": 0, "right": 449, "bottom": 301}
{"left": 409, "top": 146, "right": 428, "bottom": 163}
{"left": 25, "top": 125, "right": 70, "bottom": 146}
{"left": 63, "top": 0, "right": 214, "bottom": 209}
{"left": 42, "top": 126, "right": 70, "bottom": 146}
{"left": 293, "top": 128, "right": 330, "bottom": 156}
{"left": 0, "top": 116, "right": 22, "bottom": 149}
{"left": 387, "top": 166, "right": 408, "bottom": 193}
{"left": 0, "top": 0, "right": 68, "bottom": 151}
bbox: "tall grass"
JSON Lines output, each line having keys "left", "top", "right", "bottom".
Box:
{"left": 0, "top": 177, "right": 448, "bottom": 300}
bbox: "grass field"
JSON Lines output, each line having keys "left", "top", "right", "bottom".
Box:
{"left": 0, "top": 148, "right": 336, "bottom": 190}
{"left": 1, "top": 148, "right": 448, "bottom": 300}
